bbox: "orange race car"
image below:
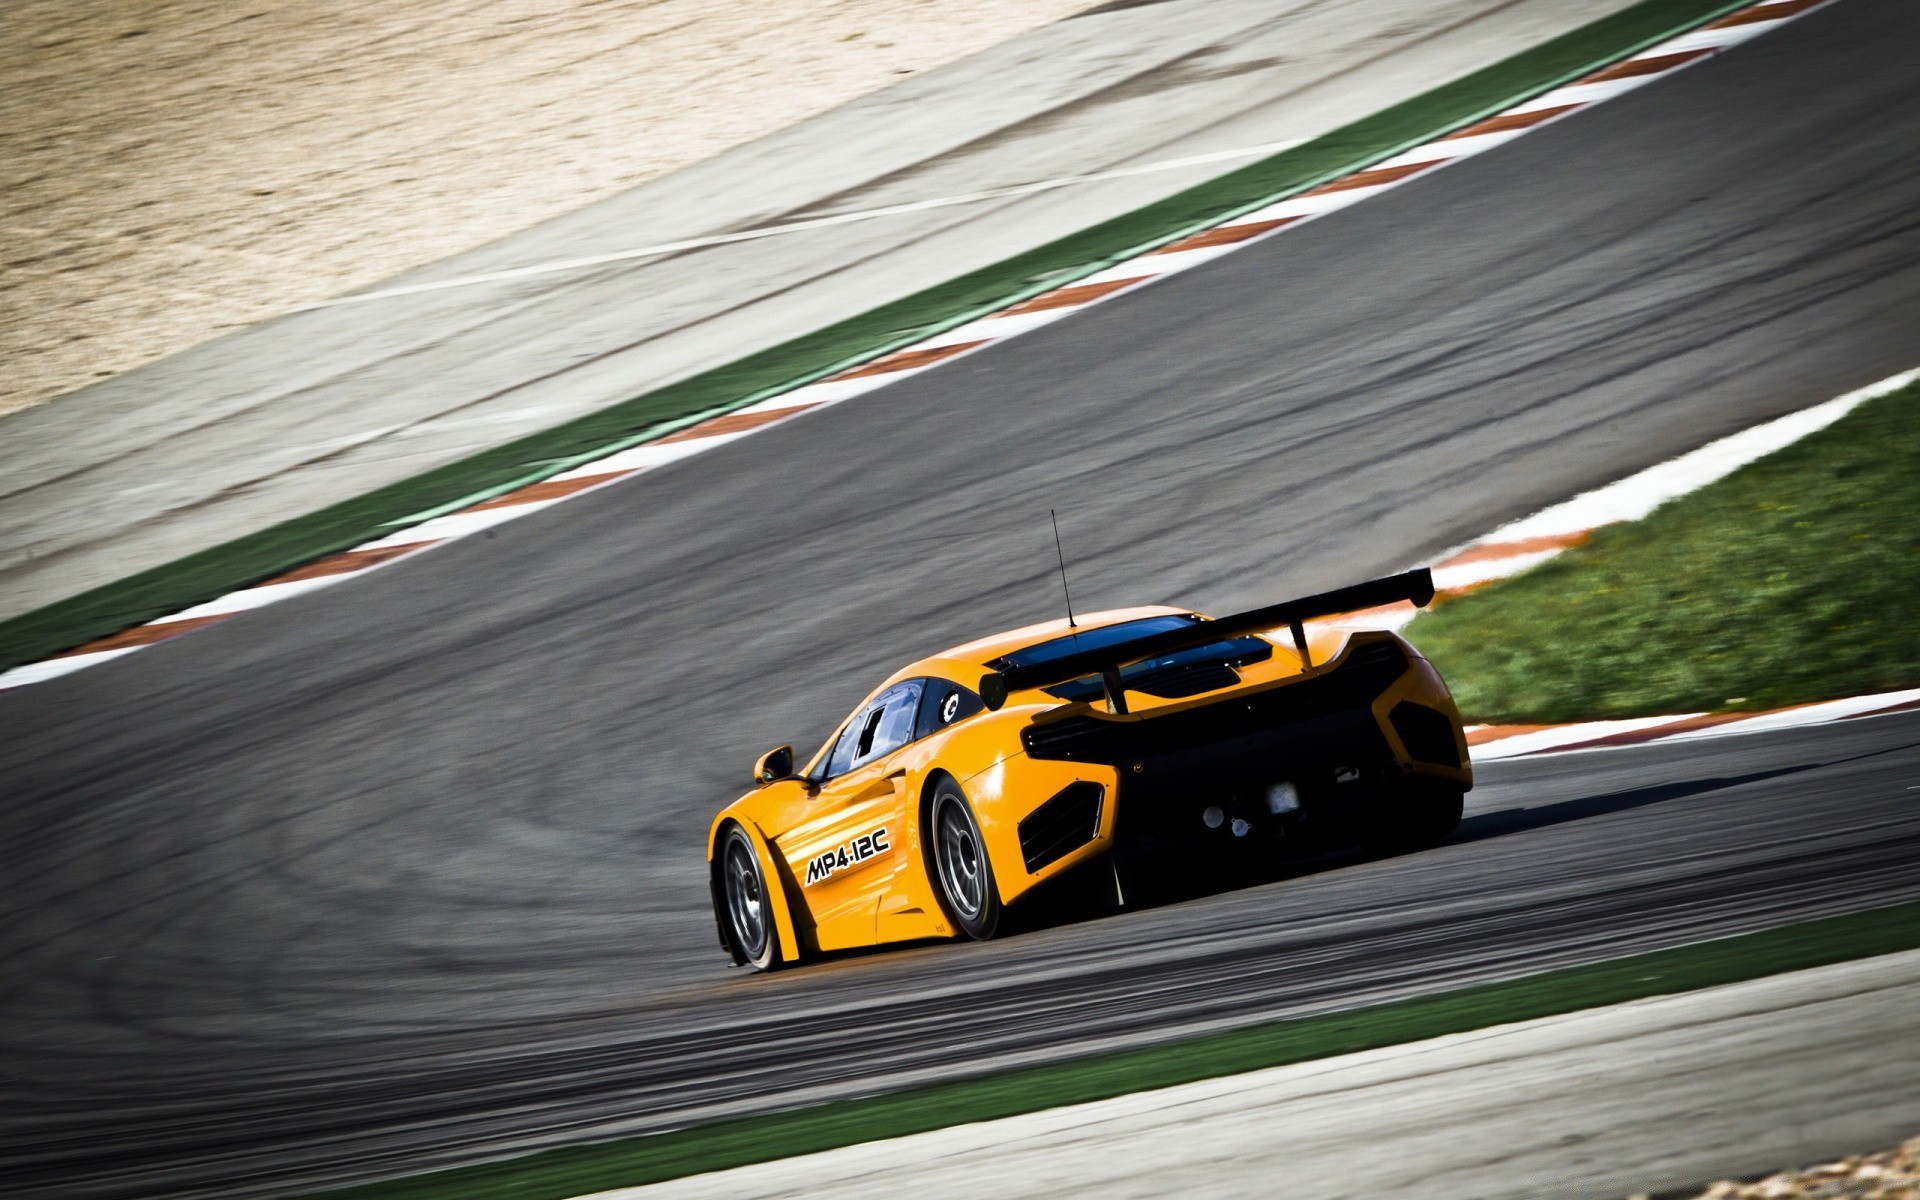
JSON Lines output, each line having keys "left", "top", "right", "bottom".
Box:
{"left": 708, "top": 570, "right": 1470, "bottom": 970}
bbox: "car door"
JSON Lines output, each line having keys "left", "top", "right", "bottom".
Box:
{"left": 775, "top": 679, "right": 924, "bottom": 950}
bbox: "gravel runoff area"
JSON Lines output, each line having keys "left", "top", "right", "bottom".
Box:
{"left": 1664, "top": 1135, "right": 1920, "bottom": 1199}
{"left": 0, "top": 0, "right": 1093, "bottom": 417}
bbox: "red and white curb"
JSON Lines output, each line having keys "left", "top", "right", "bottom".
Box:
{"left": 1467, "top": 685, "right": 1920, "bottom": 760}
{"left": 1301, "top": 365, "right": 1920, "bottom": 757}
{"left": 1318, "top": 365, "right": 1919, "bottom": 633}
{"left": 0, "top": 0, "right": 1841, "bottom": 695}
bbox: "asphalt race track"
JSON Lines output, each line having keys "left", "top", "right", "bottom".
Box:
{"left": 4, "top": 1, "right": 1920, "bottom": 1196}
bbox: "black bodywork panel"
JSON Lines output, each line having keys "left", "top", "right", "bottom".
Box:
{"left": 1021, "top": 636, "right": 1426, "bottom": 854}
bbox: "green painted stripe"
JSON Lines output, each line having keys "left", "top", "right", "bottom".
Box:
{"left": 0, "top": 0, "right": 1756, "bottom": 673}
{"left": 308, "top": 900, "right": 1920, "bottom": 1200}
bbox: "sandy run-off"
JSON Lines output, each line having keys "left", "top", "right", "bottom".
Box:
{"left": 0, "top": 0, "right": 1094, "bottom": 417}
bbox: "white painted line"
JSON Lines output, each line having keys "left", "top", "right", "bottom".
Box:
{"left": 731, "top": 394, "right": 835, "bottom": 419}
{"left": 166, "top": 574, "right": 347, "bottom": 621}
{"left": 0, "top": 647, "right": 141, "bottom": 690}
{"left": 1471, "top": 714, "right": 1707, "bottom": 760}
{"left": 293, "top": 140, "right": 1307, "bottom": 311}
{"left": 1081, "top": 244, "right": 1238, "bottom": 283}
{"left": 1371, "top": 606, "right": 1419, "bottom": 632}
{"left": 1511, "top": 77, "right": 1654, "bottom": 112}
{"left": 1374, "top": 127, "right": 1530, "bottom": 169}
{"left": 1658, "top": 22, "right": 1783, "bottom": 54}
{"left": 915, "top": 306, "right": 1083, "bottom": 349}
{"left": 1431, "top": 548, "right": 1567, "bottom": 592}
{"left": 553, "top": 433, "right": 754, "bottom": 479}
{"left": 1464, "top": 685, "right": 1920, "bottom": 761}
{"left": 1662, "top": 688, "right": 1920, "bottom": 742}
{"left": 1483, "top": 369, "right": 1919, "bottom": 545}
{"left": 1239, "top": 186, "right": 1388, "bottom": 224}
{"left": 752, "top": 373, "right": 901, "bottom": 411}
{"left": 358, "top": 501, "right": 565, "bottom": 549}
{"left": 1315, "top": 608, "right": 1420, "bottom": 635}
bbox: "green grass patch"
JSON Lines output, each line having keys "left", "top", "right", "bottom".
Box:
{"left": 1408, "top": 382, "right": 1920, "bottom": 724}
{"left": 0, "top": 0, "right": 1755, "bottom": 673}
{"left": 310, "top": 900, "right": 1920, "bottom": 1200}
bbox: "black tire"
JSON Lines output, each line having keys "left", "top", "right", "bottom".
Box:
{"left": 718, "top": 824, "right": 781, "bottom": 971}
{"left": 1360, "top": 779, "right": 1464, "bottom": 854}
{"left": 928, "top": 778, "right": 1001, "bottom": 940}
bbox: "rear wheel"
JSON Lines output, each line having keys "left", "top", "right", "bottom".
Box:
{"left": 1361, "top": 779, "right": 1464, "bottom": 854}
{"left": 929, "top": 779, "right": 1001, "bottom": 940}
{"left": 719, "top": 825, "right": 781, "bottom": 971}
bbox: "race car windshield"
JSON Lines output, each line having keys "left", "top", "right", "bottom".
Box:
{"left": 996, "top": 616, "right": 1274, "bottom": 703}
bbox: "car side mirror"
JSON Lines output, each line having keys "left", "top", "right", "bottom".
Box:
{"left": 979, "top": 672, "right": 1007, "bottom": 712}
{"left": 753, "top": 745, "right": 795, "bottom": 786}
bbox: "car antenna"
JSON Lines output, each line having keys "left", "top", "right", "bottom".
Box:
{"left": 1050, "top": 509, "right": 1078, "bottom": 629}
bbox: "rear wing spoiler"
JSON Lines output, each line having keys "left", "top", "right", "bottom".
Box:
{"left": 979, "top": 568, "right": 1434, "bottom": 713}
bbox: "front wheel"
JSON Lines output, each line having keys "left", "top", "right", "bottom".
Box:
{"left": 928, "top": 779, "right": 1001, "bottom": 940}
{"left": 719, "top": 824, "right": 782, "bottom": 971}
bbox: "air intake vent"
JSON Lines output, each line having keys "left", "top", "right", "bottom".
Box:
{"left": 1342, "top": 637, "right": 1410, "bottom": 677}
{"left": 1022, "top": 715, "right": 1111, "bottom": 758}
{"left": 1130, "top": 661, "right": 1239, "bottom": 698}
{"left": 1017, "top": 782, "right": 1104, "bottom": 873}
{"left": 1389, "top": 701, "right": 1461, "bottom": 767}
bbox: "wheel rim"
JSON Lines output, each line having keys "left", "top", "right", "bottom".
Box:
{"left": 724, "top": 837, "right": 768, "bottom": 959}
{"left": 935, "top": 797, "right": 985, "bottom": 919}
